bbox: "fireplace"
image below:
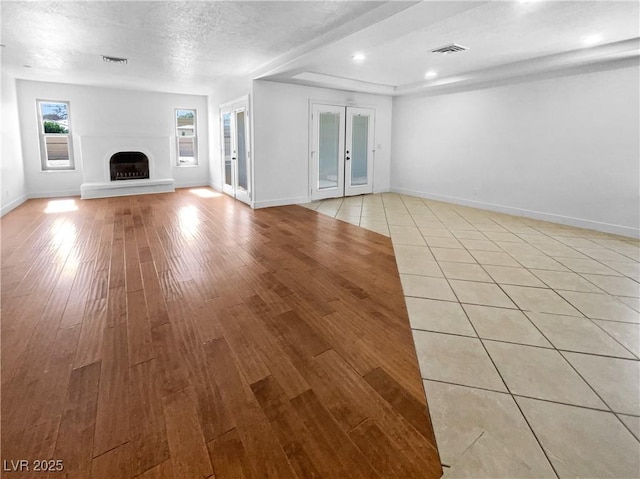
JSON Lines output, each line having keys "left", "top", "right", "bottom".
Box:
{"left": 110, "top": 151, "right": 149, "bottom": 181}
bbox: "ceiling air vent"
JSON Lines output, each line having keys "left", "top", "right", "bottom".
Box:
{"left": 431, "top": 44, "right": 469, "bottom": 55}
{"left": 102, "top": 55, "right": 128, "bottom": 64}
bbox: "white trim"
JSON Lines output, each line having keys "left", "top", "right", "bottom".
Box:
{"left": 173, "top": 180, "right": 210, "bottom": 189}
{"left": 253, "top": 196, "right": 309, "bottom": 209}
{"left": 28, "top": 190, "right": 81, "bottom": 199}
{"left": 1, "top": 194, "right": 28, "bottom": 216}
{"left": 390, "top": 187, "right": 640, "bottom": 239}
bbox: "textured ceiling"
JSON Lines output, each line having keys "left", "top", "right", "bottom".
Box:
{"left": 1, "top": 1, "right": 638, "bottom": 96}
{"left": 0, "top": 1, "right": 393, "bottom": 93}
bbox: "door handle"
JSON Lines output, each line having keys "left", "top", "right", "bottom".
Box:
{"left": 232, "top": 157, "right": 237, "bottom": 160}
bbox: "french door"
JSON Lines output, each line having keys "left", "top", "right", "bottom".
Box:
{"left": 310, "top": 104, "right": 375, "bottom": 201}
{"left": 221, "top": 97, "right": 251, "bottom": 205}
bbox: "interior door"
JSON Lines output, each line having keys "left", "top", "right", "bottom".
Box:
{"left": 311, "top": 104, "right": 345, "bottom": 201}
{"left": 220, "top": 97, "right": 251, "bottom": 205}
{"left": 345, "top": 107, "right": 375, "bottom": 196}
{"left": 310, "top": 104, "right": 375, "bottom": 201}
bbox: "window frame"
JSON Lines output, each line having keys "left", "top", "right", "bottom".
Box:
{"left": 37, "top": 99, "right": 75, "bottom": 171}
{"left": 175, "top": 108, "right": 198, "bottom": 167}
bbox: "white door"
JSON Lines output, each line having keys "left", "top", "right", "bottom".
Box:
{"left": 310, "top": 104, "right": 374, "bottom": 201}
{"left": 345, "top": 107, "right": 375, "bottom": 196}
{"left": 311, "top": 104, "right": 345, "bottom": 201}
{"left": 220, "top": 97, "right": 251, "bottom": 206}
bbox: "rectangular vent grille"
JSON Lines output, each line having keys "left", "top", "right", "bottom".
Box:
{"left": 102, "top": 55, "right": 128, "bottom": 64}
{"left": 431, "top": 44, "right": 469, "bottom": 55}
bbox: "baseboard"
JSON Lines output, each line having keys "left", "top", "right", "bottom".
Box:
{"left": 390, "top": 187, "right": 640, "bottom": 239}
{"left": 174, "top": 181, "right": 210, "bottom": 189}
{"left": 27, "top": 190, "right": 81, "bottom": 199}
{"left": 253, "top": 196, "right": 309, "bottom": 209}
{"left": 0, "top": 194, "right": 28, "bottom": 217}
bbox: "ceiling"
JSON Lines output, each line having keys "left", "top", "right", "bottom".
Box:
{"left": 2, "top": 1, "right": 639, "bottom": 96}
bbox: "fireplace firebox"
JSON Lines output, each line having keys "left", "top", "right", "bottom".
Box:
{"left": 110, "top": 151, "right": 149, "bottom": 181}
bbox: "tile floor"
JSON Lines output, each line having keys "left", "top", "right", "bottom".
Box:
{"left": 301, "top": 193, "right": 640, "bottom": 478}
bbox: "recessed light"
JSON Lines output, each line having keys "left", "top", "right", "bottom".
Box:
{"left": 352, "top": 53, "right": 366, "bottom": 62}
{"left": 425, "top": 71, "right": 437, "bottom": 79}
{"left": 583, "top": 34, "right": 603, "bottom": 46}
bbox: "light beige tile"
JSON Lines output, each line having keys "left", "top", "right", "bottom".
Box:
{"left": 450, "top": 280, "right": 516, "bottom": 308}
{"left": 495, "top": 242, "right": 541, "bottom": 256}
{"left": 406, "top": 298, "right": 476, "bottom": 336}
{"left": 556, "top": 257, "right": 621, "bottom": 275}
{"left": 431, "top": 248, "right": 477, "bottom": 264}
{"left": 534, "top": 244, "right": 588, "bottom": 259}
{"left": 516, "top": 397, "right": 640, "bottom": 479}
{"left": 600, "top": 260, "right": 640, "bottom": 280}
{"left": 464, "top": 305, "right": 552, "bottom": 347}
{"left": 390, "top": 229, "right": 426, "bottom": 246}
{"left": 395, "top": 257, "right": 443, "bottom": 277}
{"left": 393, "top": 244, "right": 434, "bottom": 262}
{"left": 501, "top": 285, "right": 581, "bottom": 316}
{"left": 559, "top": 291, "right": 640, "bottom": 323}
{"left": 509, "top": 254, "right": 568, "bottom": 271}
{"left": 442, "top": 431, "right": 555, "bottom": 479}
{"left": 336, "top": 216, "right": 360, "bottom": 225}
{"left": 484, "top": 232, "right": 524, "bottom": 243}
{"left": 593, "top": 320, "right": 640, "bottom": 357}
{"left": 526, "top": 312, "right": 635, "bottom": 358}
{"left": 471, "top": 251, "right": 520, "bottom": 267}
{"left": 577, "top": 247, "right": 634, "bottom": 262}
{"left": 618, "top": 296, "right": 640, "bottom": 312}
{"left": 563, "top": 352, "right": 640, "bottom": 415}
{"left": 450, "top": 230, "right": 487, "bottom": 240}
{"left": 424, "top": 236, "right": 464, "bottom": 249}
{"left": 424, "top": 381, "right": 555, "bottom": 478}
{"left": 516, "top": 233, "right": 559, "bottom": 245}
{"left": 618, "top": 414, "right": 640, "bottom": 441}
{"left": 484, "top": 266, "right": 546, "bottom": 287}
{"left": 400, "top": 274, "right": 456, "bottom": 301}
{"left": 439, "top": 262, "right": 493, "bottom": 283}
{"left": 386, "top": 215, "right": 416, "bottom": 226}
{"left": 485, "top": 342, "right": 606, "bottom": 408}
{"left": 530, "top": 269, "right": 602, "bottom": 293}
{"left": 582, "top": 274, "right": 640, "bottom": 297}
{"left": 458, "top": 239, "right": 503, "bottom": 252}
{"left": 413, "top": 331, "right": 506, "bottom": 391}
{"left": 414, "top": 227, "right": 452, "bottom": 237}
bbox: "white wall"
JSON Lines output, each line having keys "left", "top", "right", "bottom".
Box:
{"left": 16, "top": 80, "right": 210, "bottom": 197}
{"left": 391, "top": 65, "right": 640, "bottom": 237}
{"left": 1, "top": 71, "right": 27, "bottom": 215}
{"left": 252, "top": 80, "right": 393, "bottom": 208}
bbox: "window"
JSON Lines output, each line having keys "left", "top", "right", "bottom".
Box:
{"left": 176, "top": 109, "right": 197, "bottom": 166}
{"left": 37, "top": 100, "right": 74, "bottom": 170}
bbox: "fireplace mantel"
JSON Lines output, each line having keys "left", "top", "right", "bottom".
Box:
{"left": 79, "top": 135, "right": 175, "bottom": 199}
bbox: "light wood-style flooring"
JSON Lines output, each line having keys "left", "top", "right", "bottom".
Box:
{"left": 1, "top": 189, "right": 442, "bottom": 479}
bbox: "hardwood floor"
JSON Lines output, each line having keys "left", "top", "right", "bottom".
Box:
{"left": 0, "top": 189, "right": 442, "bottom": 479}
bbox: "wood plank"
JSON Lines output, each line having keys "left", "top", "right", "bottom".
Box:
{"left": 207, "top": 429, "right": 248, "bottom": 479}
{"left": 93, "top": 323, "right": 130, "bottom": 457}
{"left": 162, "top": 387, "right": 213, "bottom": 479}
{"left": 127, "top": 290, "right": 155, "bottom": 366}
{"left": 129, "top": 359, "right": 170, "bottom": 477}
{"left": 53, "top": 361, "right": 101, "bottom": 479}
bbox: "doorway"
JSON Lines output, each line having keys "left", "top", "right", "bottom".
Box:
{"left": 310, "top": 104, "right": 375, "bottom": 201}
{"left": 221, "top": 97, "right": 251, "bottom": 205}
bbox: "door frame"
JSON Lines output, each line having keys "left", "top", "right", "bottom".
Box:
{"left": 308, "top": 101, "right": 376, "bottom": 201}
{"left": 220, "top": 95, "right": 252, "bottom": 206}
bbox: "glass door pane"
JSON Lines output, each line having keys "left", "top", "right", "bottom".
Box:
{"left": 350, "top": 115, "right": 369, "bottom": 186}
{"left": 222, "top": 112, "right": 232, "bottom": 188}
{"left": 236, "top": 110, "right": 247, "bottom": 191}
{"left": 318, "top": 112, "right": 340, "bottom": 190}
